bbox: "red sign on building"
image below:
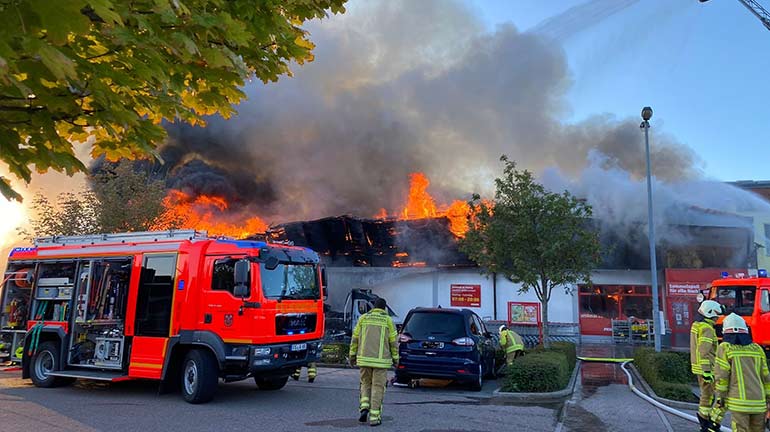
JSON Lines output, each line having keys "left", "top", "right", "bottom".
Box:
{"left": 450, "top": 284, "right": 481, "bottom": 307}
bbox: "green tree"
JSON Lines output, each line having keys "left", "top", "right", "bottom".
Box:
{"left": 460, "top": 156, "right": 600, "bottom": 346}
{"left": 21, "top": 190, "right": 101, "bottom": 239}
{"left": 0, "top": 0, "right": 346, "bottom": 201}
{"left": 90, "top": 159, "right": 168, "bottom": 232}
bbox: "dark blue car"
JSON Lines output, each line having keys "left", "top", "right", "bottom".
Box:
{"left": 395, "top": 307, "right": 496, "bottom": 391}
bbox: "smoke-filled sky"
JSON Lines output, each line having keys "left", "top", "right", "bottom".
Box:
{"left": 2, "top": 0, "right": 770, "bottom": 252}
{"left": 157, "top": 0, "right": 717, "bottom": 223}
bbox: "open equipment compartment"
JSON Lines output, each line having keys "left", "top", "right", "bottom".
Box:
{"left": 0, "top": 264, "right": 34, "bottom": 362}
{"left": 67, "top": 258, "right": 132, "bottom": 370}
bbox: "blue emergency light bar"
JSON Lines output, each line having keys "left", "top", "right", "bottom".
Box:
{"left": 721, "top": 271, "right": 730, "bottom": 278}
{"left": 759, "top": 269, "right": 768, "bottom": 278}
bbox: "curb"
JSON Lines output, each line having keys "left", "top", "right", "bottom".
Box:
{"left": 627, "top": 363, "right": 699, "bottom": 411}
{"left": 491, "top": 360, "right": 581, "bottom": 402}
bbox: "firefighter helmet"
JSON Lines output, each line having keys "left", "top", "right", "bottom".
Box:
{"left": 499, "top": 325, "right": 507, "bottom": 334}
{"left": 723, "top": 313, "right": 749, "bottom": 334}
{"left": 698, "top": 300, "right": 723, "bottom": 318}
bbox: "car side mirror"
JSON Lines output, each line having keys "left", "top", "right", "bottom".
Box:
{"left": 264, "top": 256, "right": 279, "bottom": 271}
{"left": 233, "top": 259, "right": 250, "bottom": 299}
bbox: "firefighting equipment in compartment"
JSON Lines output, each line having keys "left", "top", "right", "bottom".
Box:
{"left": 698, "top": 300, "right": 723, "bottom": 319}
{"left": 350, "top": 302, "right": 398, "bottom": 426}
{"left": 723, "top": 312, "right": 749, "bottom": 334}
{"left": 15, "top": 346, "right": 23, "bottom": 358}
{"left": 714, "top": 314, "right": 770, "bottom": 432}
{"left": 12, "top": 268, "right": 33, "bottom": 288}
{"left": 7, "top": 297, "right": 27, "bottom": 328}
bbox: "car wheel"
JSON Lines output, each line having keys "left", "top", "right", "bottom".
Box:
{"left": 395, "top": 373, "right": 411, "bottom": 385}
{"left": 30, "top": 342, "right": 73, "bottom": 388}
{"left": 181, "top": 349, "right": 219, "bottom": 404}
{"left": 469, "top": 364, "right": 483, "bottom": 392}
{"left": 255, "top": 375, "right": 289, "bottom": 390}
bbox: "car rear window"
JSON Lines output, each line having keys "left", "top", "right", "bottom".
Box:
{"left": 402, "top": 312, "right": 466, "bottom": 340}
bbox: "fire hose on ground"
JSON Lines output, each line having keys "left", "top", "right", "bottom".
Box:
{"left": 575, "top": 357, "right": 731, "bottom": 431}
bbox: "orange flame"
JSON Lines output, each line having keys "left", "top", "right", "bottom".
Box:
{"left": 154, "top": 190, "right": 267, "bottom": 238}
{"left": 389, "top": 172, "right": 472, "bottom": 238}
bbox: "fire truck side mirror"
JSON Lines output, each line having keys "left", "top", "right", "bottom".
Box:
{"left": 233, "top": 259, "right": 250, "bottom": 299}
{"left": 264, "top": 256, "right": 280, "bottom": 271}
{"left": 321, "top": 267, "right": 328, "bottom": 301}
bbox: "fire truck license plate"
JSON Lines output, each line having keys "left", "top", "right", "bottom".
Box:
{"left": 291, "top": 343, "right": 307, "bottom": 352}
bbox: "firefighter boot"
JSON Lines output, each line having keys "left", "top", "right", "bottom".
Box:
{"left": 358, "top": 409, "right": 369, "bottom": 423}
{"left": 696, "top": 414, "right": 709, "bottom": 432}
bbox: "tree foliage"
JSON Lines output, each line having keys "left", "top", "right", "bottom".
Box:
{"left": 22, "top": 159, "right": 170, "bottom": 238}
{"left": 0, "top": 0, "right": 347, "bottom": 201}
{"left": 91, "top": 159, "right": 168, "bottom": 232}
{"left": 460, "top": 156, "right": 600, "bottom": 345}
{"left": 21, "top": 191, "right": 101, "bottom": 239}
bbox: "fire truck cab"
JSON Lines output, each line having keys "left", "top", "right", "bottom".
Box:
{"left": 0, "top": 230, "right": 325, "bottom": 403}
{"left": 705, "top": 269, "right": 770, "bottom": 351}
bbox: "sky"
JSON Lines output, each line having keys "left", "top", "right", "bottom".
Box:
{"left": 2, "top": 0, "right": 769, "bottom": 252}
{"left": 469, "top": 0, "right": 770, "bottom": 181}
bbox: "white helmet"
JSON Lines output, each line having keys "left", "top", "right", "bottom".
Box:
{"left": 723, "top": 313, "right": 749, "bottom": 334}
{"left": 499, "top": 325, "right": 507, "bottom": 334}
{"left": 698, "top": 300, "right": 723, "bottom": 319}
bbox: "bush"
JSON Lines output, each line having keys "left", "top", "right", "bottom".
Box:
{"left": 502, "top": 351, "right": 570, "bottom": 393}
{"left": 320, "top": 342, "right": 349, "bottom": 365}
{"left": 549, "top": 342, "right": 577, "bottom": 371}
{"left": 634, "top": 347, "right": 696, "bottom": 403}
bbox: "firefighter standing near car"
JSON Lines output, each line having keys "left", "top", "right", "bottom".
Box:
{"left": 714, "top": 313, "right": 770, "bottom": 432}
{"left": 499, "top": 325, "right": 524, "bottom": 367}
{"left": 691, "top": 299, "right": 723, "bottom": 430}
{"left": 291, "top": 362, "right": 317, "bottom": 383}
{"left": 349, "top": 297, "right": 398, "bottom": 427}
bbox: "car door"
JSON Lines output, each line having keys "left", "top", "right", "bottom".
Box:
{"left": 472, "top": 314, "right": 495, "bottom": 372}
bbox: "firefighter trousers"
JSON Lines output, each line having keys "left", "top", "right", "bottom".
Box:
{"left": 505, "top": 351, "right": 522, "bottom": 366}
{"left": 359, "top": 367, "right": 388, "bottom": 421}
{"left": 731, "top": 412, "right": 766, "bottom": 432}
{"left": 293, "top": 363, "right": 317, "bottom": 381}
{"left": 697, "top": 375, "right": 714, "bottom": 417}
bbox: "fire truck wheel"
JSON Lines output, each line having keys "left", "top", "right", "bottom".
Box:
{"left": 181, "top": 349, "right": 219, "bottom": 404}
{"left": 254, "top": 375, "right": 289, "bottom": 391}
{"left": 31, "top": 342, "right": 73, "bottom": 388}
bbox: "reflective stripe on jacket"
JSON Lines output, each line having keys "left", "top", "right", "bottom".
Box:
{"left": 500, "top": 329, "right": 524, "bottom": 354}
{"left": 349, "top": 308, "right": 398, "bottom": 368}
{"left": 690, "top": 319, "right": 717, "bottom": 375}
{"left": 714, "top": 342, "right": 770, "bottom": 414}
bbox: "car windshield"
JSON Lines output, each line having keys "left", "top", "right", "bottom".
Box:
{"left": 715, "top": 285, "right": 756, "bottom": 316}
{"left": 260, "top": 263, "right": 319, "bottom": 300}
{"left": 402, "top": 312, "right": 466, "bottom": 341}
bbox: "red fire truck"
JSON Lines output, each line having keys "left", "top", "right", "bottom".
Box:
{"left": 703, "top": 269, "right": 770, "bottom": 351}
{"left": 0, "top": 230, "right": 325, "bottom": 403}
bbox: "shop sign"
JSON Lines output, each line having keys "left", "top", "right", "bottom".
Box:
{"left": 450, "top": 284, "right": 481, "bottom": 307}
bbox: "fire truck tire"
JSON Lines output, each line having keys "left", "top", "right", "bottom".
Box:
{"left": 254, "top": 375, "right": 289, "bottom": 390}
{"left": 181, "top": 349, "right": 219, "bottom": 404}
{"left": 30, "top": 342, "right": 73, "bottom": 388}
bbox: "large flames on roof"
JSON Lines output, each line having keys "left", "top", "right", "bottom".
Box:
{"left": 155, "top": 172, "right": 474, "bottom": 239}
{"left": 154, "top": 190, "right": 268, "bottom": 238}
{"left": 392, "top": 172, "right": 470, "bottom": 238}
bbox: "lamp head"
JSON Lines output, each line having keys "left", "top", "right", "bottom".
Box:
{"left": 641, "top": 106, "right": 653, "bottom": 121}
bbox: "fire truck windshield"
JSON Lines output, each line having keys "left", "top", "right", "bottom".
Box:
{"left": 714, "top": 285, "right": 756, "bottom": 316}
{"left": 260, "top": 262, "right": 319, "bottom": 300}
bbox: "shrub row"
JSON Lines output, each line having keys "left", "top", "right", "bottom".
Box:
{"left": 634, "top": 347, "right": 697, "bottom": 402}
{"left": 501, "top": 342, "right": 576, "bottom": 393}
{"left": 320, "top": 342, "right": 350, "bottom": 365}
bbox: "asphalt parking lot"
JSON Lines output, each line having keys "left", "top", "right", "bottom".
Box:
{"left": 0, "top": 367, "right": 561, "bottom": 432}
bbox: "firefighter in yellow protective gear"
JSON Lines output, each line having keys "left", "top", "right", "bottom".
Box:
{"left": 691, "top": 299, "right": 723, "bottom": 430}
{"left": 291, "top": 362, "right": 317, "bottom": 383}
{"left": 499, "top": 325, "right": 524, "bottom": 366}
{"left": 349, "top": 297, "right": 398, "bottom": 427}
{"left": 714, "top": 313, "right": 770, "bottom": 432}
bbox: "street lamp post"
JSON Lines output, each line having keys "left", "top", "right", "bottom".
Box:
{"left": 640, "top": 106, "right": 662, "bottom": 352}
